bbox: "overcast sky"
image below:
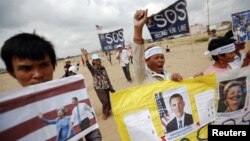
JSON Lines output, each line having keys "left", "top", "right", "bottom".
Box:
{"left": 0, "top": 0, "right": 249, "bottom": 68}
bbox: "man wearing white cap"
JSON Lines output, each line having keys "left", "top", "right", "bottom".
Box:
{"left": 81, "top": 49, "right": 115, "bottom": 120}
{"left": 203, "top": 37, "right": 236, "bottom": 74}
{"left": 132, "top": 9, "right": 183, "bottom": 84}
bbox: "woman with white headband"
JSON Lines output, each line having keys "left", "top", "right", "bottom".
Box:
{"left": 202, "top": 37, "right": 236, "bottom": 75}
{"left": 132, "top": 9, "right": 183, "bottom": 84}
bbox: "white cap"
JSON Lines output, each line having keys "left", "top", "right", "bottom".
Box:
{"left": 92, "top": 53, "right": 100, "bottom": 60}
{"left": 117, "top": 44, "right": 123, "bottom": 48}
{"left": 69, "top": 65, "right": 77, "bottom": 73}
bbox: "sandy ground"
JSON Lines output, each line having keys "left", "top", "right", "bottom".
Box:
{"left": 0, "top": 33, "right": 249, "bottom": 141}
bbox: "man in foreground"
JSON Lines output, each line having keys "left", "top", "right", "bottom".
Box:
{"left": 0, "top": 32, "right": 102, "bottom": 141}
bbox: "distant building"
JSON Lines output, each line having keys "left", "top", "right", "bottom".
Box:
{"left": 217, "top": 21, "right": 232, "bottom": 31}
{"left": 190, "top": 24, "right": 206, "bottom": 35}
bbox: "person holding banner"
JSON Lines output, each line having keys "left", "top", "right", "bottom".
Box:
{"left": 81, "top": 48, "right": 115, "bottom": 120}
{"left": 39, "top": 107, "right": 75, "bottom": 141}
{"left": 166, "top": 94, "right": 193, "bottom": 133}
{"left": 1, "top": 33, "right": 56, "bottom": 86}
{"left": 1, "top": 33, "right": 102, "bottom": 141}
{"left": 202, "top": 37, "right": 236, "bottom": 75}
{"left": 116, "top": 44, "right": 133, "bottom": 83}
{"left": 132, "top": 9, "right": 183, "bottom": 84}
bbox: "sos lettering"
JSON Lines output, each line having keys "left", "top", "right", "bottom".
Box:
{"left": 153, "top": 1, "right": 187, "bottom": 28}
{"left": 105, "top": 30, "right": 124, "bottom": 44}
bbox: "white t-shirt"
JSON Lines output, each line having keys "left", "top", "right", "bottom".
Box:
{"left": 116, "top": 49, "right": 130, "bottom": 67}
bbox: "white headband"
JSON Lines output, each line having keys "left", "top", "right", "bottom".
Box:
{"left": 210, "top": 43, "right": 235, "bottom": 56}
{"left": 145, "top": 46, "right": 163, "bottom": 59}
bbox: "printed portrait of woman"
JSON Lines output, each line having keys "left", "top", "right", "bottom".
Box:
{"left": 217, "top": 79, "right": 247, "bottom": 113}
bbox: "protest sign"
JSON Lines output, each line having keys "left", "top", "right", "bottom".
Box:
{"left": 232, "top": 10, "right": 250, "bottom": 43}
{"left": 111, "top": 74, "right": 216, "bottom": 141}
{"left": 0, "top": 75, "right": 99, "bottom": 141}
{"left": 213, "top": 66, "right": 250, "bottom": 125}
{"left": 98, "top": 28, "right": 125, "bottom": 51}
{"left": 146, "top": 0, "right": 190, "bottom": 41}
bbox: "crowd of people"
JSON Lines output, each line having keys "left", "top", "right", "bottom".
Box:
{"left": 1, "top": 8, "right": 249, "bottom": 141}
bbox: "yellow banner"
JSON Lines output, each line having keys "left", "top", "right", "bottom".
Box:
{"left": 111, "top": 74, "right": 216, "bottom": 141}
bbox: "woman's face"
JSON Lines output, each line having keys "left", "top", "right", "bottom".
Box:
{"left": 225, "top": 85, "right": 243, "bottom": 112}
{"left": 57, "top": 110, "right": 64, "bottom": 118}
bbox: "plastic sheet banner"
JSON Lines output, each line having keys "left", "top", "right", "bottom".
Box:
{"left": 213, "top": 66, "right": 250, "bottom": 125}
{"left": 111, "top": 74, "right": 216, "bottom": 141}
{"left": 146, "top": 0, "right": 190, "bottom": 41}
{"left": 0, "top": 75, "right": 99, "bottom": 141}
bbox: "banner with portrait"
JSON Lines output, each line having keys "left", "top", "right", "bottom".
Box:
{"left": 213, "top": 65, "right": 250, "bottom": 125}
{"left": 111, "top": 74, "right": 216, "bottom": 141}
{"left": 232, "top": 10, "right": 250, "bottom": 43}
{"left": 146, "top": 0, "right": 190, "bottom": 41}
{"left": 0, "top": 75, "right": 99, "bottom": 141}
{"left": 98, "top": 28, "right": 125, "bottom": 51}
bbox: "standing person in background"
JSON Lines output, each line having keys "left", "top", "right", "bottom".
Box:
{"left": 81, "top": 48, "right": 115, "bottom": 120}
{"left": 80, "top": 51, "right": 86, "bottom": 66}
{"left": 132, "top": 9, "right": 183, "bottom": 84}
{"left": 105, "top": 50, "right": 112, "bottom": 65}
{"left": 62, "top": 59, "right": 72, "bottom": 78}
{"left": 116, "top": 44, "right": 132, "bottom": 83}
{"left": 128, "top": 46, "right": 133, "bottom": 64}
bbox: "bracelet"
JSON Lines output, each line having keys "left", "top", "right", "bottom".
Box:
{"left": 133, "top": 37, "right": 144, "bottom": 44}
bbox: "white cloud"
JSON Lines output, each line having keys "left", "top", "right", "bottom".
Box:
{"left": 0, "top": 0, "right": 249, "bottom": 68}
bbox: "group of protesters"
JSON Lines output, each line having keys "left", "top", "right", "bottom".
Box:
{"left": 1, "top": 8, "right": 250, "bottom": 141}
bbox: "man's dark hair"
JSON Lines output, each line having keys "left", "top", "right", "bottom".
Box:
{"left": 1, "top": 33, "right": 57, "bottom": 73}
{"left": 72, "top": 97, "right": 78, "bottom": 101}
{"left": 208, "top": 37, "right": 235, "bottom": 61}
{"left": 169, "top": 93, "right": 183, "bottom": 104}
{"left": 224, "top": 30, "right": 235, "bottom": 41}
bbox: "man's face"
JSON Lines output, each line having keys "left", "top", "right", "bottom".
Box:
{"left": 146, "top": 53, "right": 165, "bottom": 73}
{"left": 224, "top": 51, "right": 236, "bottom": 63}
{"left": 170, "top": 97, "right": 185, "bottom": 118}
{"left": 10, "top": 54, "right": 54, "bottom": 86}
{"left": 72, "top": 99, "right": 78, "bottom": 106}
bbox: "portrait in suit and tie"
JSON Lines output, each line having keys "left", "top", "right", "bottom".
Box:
{"left": 166, "top": 93, "right": 194, "bottom": 133}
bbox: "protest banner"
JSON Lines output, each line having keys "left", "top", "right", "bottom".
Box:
{"left": 111, "top": 65, "right": 250, "bottom": 140}
{"left": 146, "top": 0, "right": 190, "bottom": 41}
{"left": 111, "top": 74, "right": 216, "bottom": 141}
{"left": 0, "top": 75, "right": 99, "bottom": 141}
{"left": 98, "top": 28, "right": 125, "bottom": 51}
{"left": 232, "top": 10, "right": 250, "bottom": 43}
{"left": 213, "top": 66, "right": 250, "bottom": 125}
